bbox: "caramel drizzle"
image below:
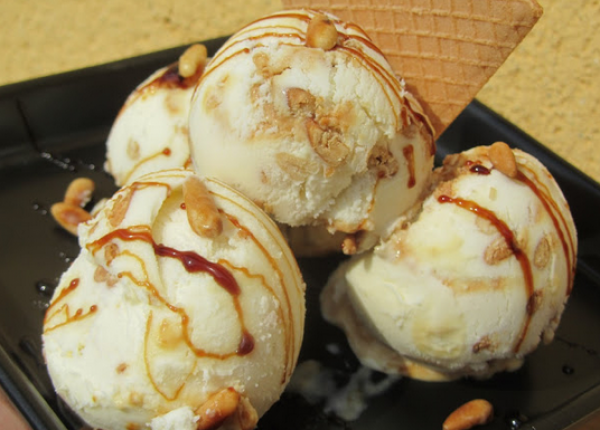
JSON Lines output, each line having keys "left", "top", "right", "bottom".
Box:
{"left": 44, "top": 278, "right": 79, "bottom": 323}
{"left": 43, "top": 278, "right": 98, "bottom": 332}
{"left": 88, "top": 226, "right": 254, "bottom": 359}
{"left": 117, "top": 62, "right": 203, "bottom": 118}
{"left": 220, "top": 210, "right": 297, "bottom": 383}
{"left": 201, "top": 11, "right": 411, "bottom": 132}
{"left": 403, "top": 144, "right": 416, "bottom": 188}
{"left": 143, "top": 311, "right": 195, "bottom": 401}
{"left": 438, "top": 195, "right": 534, "bottom": 353}
{"left": 120, "top": 148, "right": 175, "bottom": 185}
{"left": 515, "top": 168, "right": 576, "bottom": 294}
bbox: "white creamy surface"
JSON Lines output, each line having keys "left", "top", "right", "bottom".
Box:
{"left": 189, "top": 9, "right": 434, "bottom": 241}
{"left": 322, "top": 146, "right": 577, "bottom": 380}
{"left": 43, "top": 170, "right": 306, "bottom": 430}
{"left": 105, "top": 64, "right": 198, "bottom": 186}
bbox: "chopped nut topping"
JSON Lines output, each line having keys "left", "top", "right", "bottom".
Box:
{"left": 472, "top": 336, "right": 493, "bottom": 353}
{"left": 483, "top": 236, "right": 513, "bottom": 265}
{"left": 127, "top": 139, "right": 140, "bottom": 160}
{"left": 108, "top": 189, "right": 132, "bottom": 227}
{"left": 178, "top": 44, "right": 207, "bottom": 78}
{"left": 527, "top": 290, "right": 544, "bottom": 315}
{"left": 93, "top": 266, "right": 108, "bottom": 283}
{"left": 306, "top": 14, "right": 338, "bottom": 50}
{"left": 287, "top": 87, "right": 316, "bottom": 116}
{"left": 51, "top": 202, "right": 92, "bottom": 236}
{"left": 183, "top": 176, "right": 223, "bottom": 238}
{"left": 443, "top": 399, "right": 494, "bottom": 430}
{"left": 534, "top": 235, "right": 551, "bottom": 268}
{"left": 306, "top": 119, "right": 349, "bottom": 166}
{"left": 64, "top": 177, "right": 95, "bottom": 208}
{"left": 252, "top": 52, "right": 271, "bottom": 78}
{"left": 94, "top": 266, "right": 117, "bottom": 287}
{"left": 368, "top": 145, "right": 399, "bottom": 177}
{"left": 104, "top": 242, "right": 119, "bottom": 264}
{"left": 489, "top": 142, "right": 518, "bottom": 178}
{"left": 342, "top": 235, "right": 358, "bottom": 255}
{"left": 236, "top": 395, "right": 259, "bottom": 430}
{"left": 196, "top": 387, "right": 241, "bottom": 430}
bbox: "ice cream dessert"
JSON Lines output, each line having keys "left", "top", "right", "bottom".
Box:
{"left": 105, "top": 45, "right": 208, "bottom": 186}
{"left": 42, "top": 169, "right": 306, "bottom": 429}
{"left": 188, "top": 9, "right": 435, "bottom": 252}
{"left": 322, "top": 142, "right": 577, "bottom": 380}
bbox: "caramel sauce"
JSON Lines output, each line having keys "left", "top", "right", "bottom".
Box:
{"left": 196, "top": 47, "right": 250, "bottom": 87}
{"left": 116, "top": 62, "right": 203, "bottom": 119}
{"left": 120, "top": 148, "right": 179, "bottom": 185}
{"left": 438, "top": 195, "right": 533, "bottom": 353}
{"left": 222, "top": 212, "right": 296, "bottom": 382}
{"left": 89, "top": 226, "right": 255, "bottom": 358}
{"left": 403, "top": 144, "right": 416, "bottom": 188}
{"left": 44, "top": 305, "right": 98, "bottom": 333}
{"left": 43, "top": 278, "right": 80, "bottom": 326}
{"left": 469, "top": 164, "right": 491, "bottom": 175}
{"left": 152, "top": 62, "right": 203, "bottom": 90}
{"left": 143, "top": 311, "right": 190, "bottom": 401}
{"left": 515, "top": 169, "right": 576, "bottom": 294}
{"left": 202, "top": 11, "right": 416, "bottom": 133}
{"left": 245, "top": 11, "right": 311, "bottom": 28}
{"left": 122, "top": 162, "right": 177, "bottom": 192}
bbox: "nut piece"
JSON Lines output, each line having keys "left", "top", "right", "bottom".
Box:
{"left": 183, "top": 175, "right": 223, "bottom": 238}
{"left": 368, "top": 145, "right": 399, "bottom": 178}
{"left": 108, "top": 189, "right": 133, "bottom": 227}
{"left": 489, "top": 142, "right": 518, "bottom": 178}
{"left": 443, "top": 399, "right": 494, "bottom": 430}
{"left": 64, "top": 177, "right": 95, "bottom": 208}
{"left": 483, "top": 236, "right": 513, "bottom": 265}
{"left": 51, "top": 202, "right": 92, "bottom": 236}
{"left": 534, "top": 235, "right": 551, "bottom": 268}
{"left": 178, "top": 44, "right": 208, "bottom": 78}
{"left": 287, "top": 87, "right": 316, "bottom": 116}
{"left": 306, "top": 119, "right": 349, "bottom": 166}
{"left": 306, "top": 14, "right": 338, "bottom": 50}
{"left": 196, "top": 387, "right": 241, "bottom": 430}
{"left": 236, "top": 395, "right": 259, "bottom": 430}
{"left": 342, "top": 235, "right": 358, "bottom": 255}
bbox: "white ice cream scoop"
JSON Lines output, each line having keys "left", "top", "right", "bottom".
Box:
{"left": 322, "top": 143, "right": 577, "bottom": 381}
{"left": 43, "top": 169, "right": 306, "bottom": 429}
{"left": 105, "top": 53, "right": 207, "bottom": 186}
{"left": 188, "top": 10, "right": 434, "bottom": 250}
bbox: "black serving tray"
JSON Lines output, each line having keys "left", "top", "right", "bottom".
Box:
{"left": 1, "top": 37, "right": 600, "bottom": 430}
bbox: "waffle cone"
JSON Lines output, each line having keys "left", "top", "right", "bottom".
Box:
{"left": 281, "top": 0, "right": 542, "bottom": 138}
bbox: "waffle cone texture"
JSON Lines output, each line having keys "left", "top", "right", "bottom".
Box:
{"left": 281, "top": 0, "right": 542, "bottom": 138}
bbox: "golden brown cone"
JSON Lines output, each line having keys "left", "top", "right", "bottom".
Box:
{"left": 280, "top": 0, "right": 542, "bottom": 139}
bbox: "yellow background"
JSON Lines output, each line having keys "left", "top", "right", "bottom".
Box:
{"left": 1, "top": 0, "right": 598, "bottom": 183}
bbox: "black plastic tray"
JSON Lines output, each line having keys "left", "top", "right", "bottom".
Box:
{"left": 1, "top": 37, "right": 600, "bottom": 430}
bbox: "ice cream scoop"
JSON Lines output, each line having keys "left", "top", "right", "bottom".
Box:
{"left": 188, "top": 10, "right": 435, "bottom": 250}
{"left": 322, "top": 143, "right": 577, "bottom": 381}
{"left": 42, "top": 169, "right": 306, "bottom": 429}
{"left": 105, "top": 49, "right": 207, "bottom": 186}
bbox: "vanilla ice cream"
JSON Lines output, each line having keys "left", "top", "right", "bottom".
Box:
{"left": 105, "top": 57, "right": 206, "bottom": 186}
{"left": 43, "top": 169, "right": 306, "bottom": 429}
{"left": 189, "top": 10, "right": 434, "bottom": 249}
{"left": 322, "top": 143, "right": 577, "bottom": 380}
